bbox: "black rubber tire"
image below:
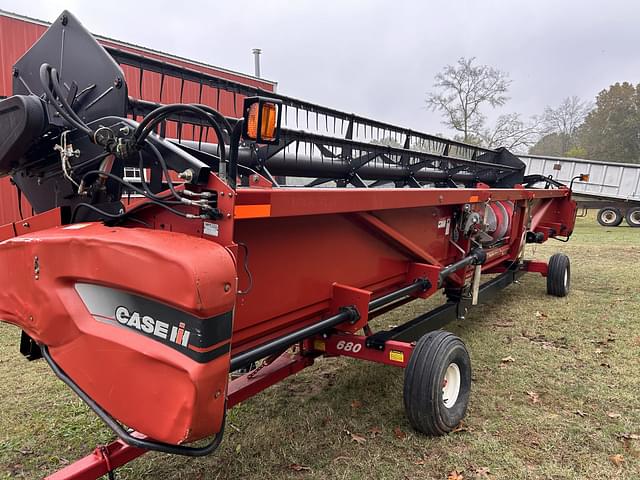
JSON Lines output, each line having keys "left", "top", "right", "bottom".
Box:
{"left": 597, "top": 207, "right": 623, "bottom": 227}
{"left": 403, "top": 330, "right": 471, "bottom": 436}
{"left": 546, "top": 253, "right": 570, "bottom": 297}
{"left": 625, "top": 207, "right": 640, "bottom": 227}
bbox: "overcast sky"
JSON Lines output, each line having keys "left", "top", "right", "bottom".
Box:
{"left": 2, "top": 0, "right": 638, "bottom": 137}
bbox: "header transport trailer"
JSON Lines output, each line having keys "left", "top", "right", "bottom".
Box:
{"left": 0, "top": 11, "right": 578, "bottom": 480}
{"left": 519, "top": 153, "right": 640, "bottom": 227}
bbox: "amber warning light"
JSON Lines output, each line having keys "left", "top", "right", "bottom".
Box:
{"left": 242, "top": 97, "right": 282, "bottom": 144}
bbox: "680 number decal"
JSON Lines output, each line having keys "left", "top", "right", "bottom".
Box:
{"left": 335, "top": 340, "right": 362, "bottom": 353}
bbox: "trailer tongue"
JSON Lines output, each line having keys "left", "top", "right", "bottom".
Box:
{"left": 0, "top": 11, "right": 577, "bottom": 479}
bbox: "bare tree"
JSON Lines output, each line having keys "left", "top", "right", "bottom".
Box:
{"left": 542, "top": 96, "right": 593, "bottom": 152}
{"left": 426, "top": 57, "right": 511, "bottom": 142}
{"left": 480, "top": 113, "right": 544, "bottom": 152}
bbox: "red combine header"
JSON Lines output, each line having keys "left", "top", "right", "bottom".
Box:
{"left": 0, "top": 11, "right": 577, "bottom": 479}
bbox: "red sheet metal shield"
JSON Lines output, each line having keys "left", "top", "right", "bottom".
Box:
{"left": 0, "top": 223, "right": 236, "bottom": 444}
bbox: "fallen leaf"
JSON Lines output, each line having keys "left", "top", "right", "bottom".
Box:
{"left": 235, "top": 444, "right": 241, "bottom": 453}
{"left": 619, "top": 433, "right": 640, "bottom": 440}
{"left": 350, "top": 433, "right": 367, "bottom": 445}
{"left": 414, "top": 459, "right": 425, "bottom": 465}
{"left": 393, "top": 426, "right": 407, "bottom": 440}
{"left": 332, "top": 455, "right": 351, "bottom": 463}
{"left": 492, "top": 320, "right": 514, "bottom": 327}
{"left": 574, "top": 410, "right": 587, "bottom": 417}
{"left": 607, "top": 412, "right": 622, "bottom": 419}
{"left": 595, "top": 335, "right": 616, "bottom": 345}
{"left": 609, "top": 453, "right": 624, "bottom": 467}
{"left": 289, "top": 463, "right": 311, "bottom": 472}
{"left": 452, "top": 421, "right": 468, "bottom": 433}
{"left": 534, "top": 311, "right": 548, "bottom": 319}
{"left": 368, "top": 426, "right": 383, "bottom": 437}
{"left": 500, "top": 355, "right": 515, "bottom": 363}
{"left": 472, "top": 466, "right": 491, "bottom": 478}
{"left": 351, "top": 400, "right": 363, "bottom": 409}
{"left": 527, "top": 391, "right": 540, "bottom": 404}
{"left": 594, "top": 348, "right": 603, "bottom": 355}
{"left": 447, "top": 470, "right": 464, "bottom": 480}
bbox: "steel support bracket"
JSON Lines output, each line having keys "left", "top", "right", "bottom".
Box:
{"left": 407, "top": 263, "right": 440, "bottom": 298}
{"left": 522, "top": 260, "right": 549, "bottom": 276}
{"left": 330, "top": 283, "right": 372, "bottom": 333}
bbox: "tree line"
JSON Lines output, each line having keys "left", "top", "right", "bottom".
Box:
{"left": 426, "top": 57, "right": 640, "bottom": 163}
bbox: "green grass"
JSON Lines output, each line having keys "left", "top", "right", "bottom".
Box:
{"left": 1, "top": 213, "right": 639, "bottom": 479}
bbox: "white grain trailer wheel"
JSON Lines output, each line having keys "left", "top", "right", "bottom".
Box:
{"left": 547, "top": 253, "right": 570, "bottom": 297}
{"left": 403, "top": 330, "right": 471, "bottom": 435}
{"left": 625, "top": 207, "right": 640, "bottom": 227}
{"left": 597, "top": 207, "right": 623, "bottom": 227}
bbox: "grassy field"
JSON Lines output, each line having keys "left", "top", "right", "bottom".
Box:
{"left": 1, "top": 213, "right": 639, "bottom": 479}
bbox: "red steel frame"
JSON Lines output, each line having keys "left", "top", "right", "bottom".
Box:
{"left": 42, "top": 261, "right": 549, "bottom": 480}
{"left": 10, "top": 175, "right": 574, "bottom": 479}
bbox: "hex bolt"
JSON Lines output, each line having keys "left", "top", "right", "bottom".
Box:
{"left": 114, "top": 77, "right": 123, "bottom": 89}
{"left": 12, "top": 68, "right": 19, "bottom": 77}
{"left": 223, "top": 283, "right": 231, "bottom": 292}
{"left": 178, "top": 169, "right": 194, "bottom": 182}
{"left": 22, "top": 222, "right": 29, "bottom": 228}
{"left": 61, "top": 14, "right": 68, "bottom": 25}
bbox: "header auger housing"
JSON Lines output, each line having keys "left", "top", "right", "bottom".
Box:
{"left": 0, "top": 11, "right": 577, "bottom": 480}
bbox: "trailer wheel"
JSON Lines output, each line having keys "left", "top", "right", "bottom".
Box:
{"left": 625, "top": 207, "right": 640, "bottom": 227}
{"left": 546, "top": 253, "right": 570, "bottom": 297}
{"left": 597, "top": 207, "right": 623, "bottom": 227}
{"left": 403, "top": 330, "right": 471, "bottom": 436}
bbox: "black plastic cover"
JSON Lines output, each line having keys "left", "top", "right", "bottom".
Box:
{"left": 12, "top": 10, "right": 127, "bottom": 127}
{"left": 0, "top": 95, "right": 47, "bottom": 176}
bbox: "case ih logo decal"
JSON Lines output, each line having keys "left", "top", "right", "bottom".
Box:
{"left": 75, "top": 283, "right": 233, "bottom": 363}
{"left": 115, "top": 306, "right": 191, "bottom": 347}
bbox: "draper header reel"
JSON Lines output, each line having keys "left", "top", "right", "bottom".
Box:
{"left": 0, "top": 11, "right": 577, "bottom": 479}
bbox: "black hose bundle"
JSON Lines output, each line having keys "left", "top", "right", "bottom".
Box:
{"left": 39, "top": 63, "right": 230, "bottom": 224}
{"left": 39, "top": 63, "right": 94, "bottom": 137}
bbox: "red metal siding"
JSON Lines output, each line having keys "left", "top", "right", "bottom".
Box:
{"left": 0, "top": 11, "right": 276, "bottom": 225}
{"left": 0, "top": 16, "right": 47, "bottom": 97}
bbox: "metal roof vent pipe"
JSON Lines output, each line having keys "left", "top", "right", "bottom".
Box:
{"left": 252, "top": 48, "right": 262, "bottom": 78}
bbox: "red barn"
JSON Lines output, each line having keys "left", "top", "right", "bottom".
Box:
{"left": 0, "top": 9, "right": 277, "bottom": 224}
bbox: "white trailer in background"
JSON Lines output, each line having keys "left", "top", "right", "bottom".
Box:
{"left": 520, "top": 154, "right": 640, "bottom": 227}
